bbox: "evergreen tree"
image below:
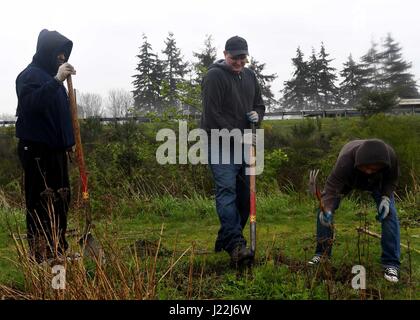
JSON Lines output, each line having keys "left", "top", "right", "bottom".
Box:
{"left": 161, "top": 32, "right": 189, "bottom": 108}
{"left": 192, "top": 34, "right": 217, "bottom": 80}
{"left": 339, "top": 54, "right": 367, "bottom": 107}
{"left": 307, "top": 48, "right": 322, "bottom": 110}
{"left": 317, "top": 43, "right": 338, "bottom": 109}
{"left": 360, "top": 41, "right": 383, "bottom": 90}
{"left": 178, "top": 35, "right": 217, "bottom": 113}
{"left": 248, "top": 57, "right": 278, "bottom": 111}
{"left": 132, "top": 34, "right": 162, "bottom": 112}
{"left": 282, "top": 47, "right": 310, "bottom": 110}
{"left": 378, "top": 33, "right": 419, "bottom": 98}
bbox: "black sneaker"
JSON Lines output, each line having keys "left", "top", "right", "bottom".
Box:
{"left": 384, "top": 267, "right": 399, "bottom": 283}
{"left": 229, "top": 244, "right": 253, "bottom": 266}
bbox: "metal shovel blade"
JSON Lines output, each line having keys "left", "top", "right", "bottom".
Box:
{"left": 79, "top": 232, "right": 105, "bottom": 264}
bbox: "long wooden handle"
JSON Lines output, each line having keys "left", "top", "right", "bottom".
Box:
{"left": 356, "top": 227, "right": 420, "bottom": 254}
{"left": 67, "top": 75, "right": 89, "bottom": 201}
{"left": 250, "top": 123, "right": 257, "bottom": 255}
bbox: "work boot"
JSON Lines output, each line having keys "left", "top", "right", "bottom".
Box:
{"left": 214, "top": 238, "right": 223, "bottom": 253}
{"left": 229, "top": 244, "right": 253, "bottom": 267}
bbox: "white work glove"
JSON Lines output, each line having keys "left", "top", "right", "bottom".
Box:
{"left": 246, "top": 111, "right": 259, "bottom": 123}
{"left": 377, "top": 196, "right": 390, "bottom": 222}
{"left": 55, "top": 62, "right": 76, "bottom": 82}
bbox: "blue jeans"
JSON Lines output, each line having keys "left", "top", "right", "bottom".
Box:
{"left": 209, "top": 142, "right": 250, "bottom": 253}
{"left": 315, "top": 191, "right": 400, "bottom": 269}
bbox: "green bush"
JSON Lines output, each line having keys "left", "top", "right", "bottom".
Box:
{"left": 1, "top": 116, "right": 419, "bottom": 214}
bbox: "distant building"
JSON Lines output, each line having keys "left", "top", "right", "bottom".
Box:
{"left": 397, "top": 98, "right": 420, "bottom": 108}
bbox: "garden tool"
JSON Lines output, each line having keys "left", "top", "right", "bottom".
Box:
{"left": 309, "top": 169, "right": 325, "bottom": 212}
{"left": 249, "top": 123, "right": 257, "bottom": 257}
{"left": 67, "top": 75, "right": 104, "bottom": 263}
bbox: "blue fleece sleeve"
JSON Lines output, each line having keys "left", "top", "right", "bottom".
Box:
{"left": 16, "top": 70, "right": 61, "bottom": 114}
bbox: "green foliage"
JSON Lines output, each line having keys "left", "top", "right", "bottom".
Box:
{"left": 258, "top": 149, "right": 288, "bottom": 193}
{"left": 0, "top": 127, "right": 20, "bottom": 198}
{"left": 356, "top": 89, "right": 398, "bottom": 116}
{"left": 283, "top": 34, "right": 419, "bottom": 110}
{"left": 341, "top": 114, "right": 420, "bottom": 190}
{"left": 268, "top": 119, "right": 331, "bottom": 192}
{"left": 248, "top": 57, "right": 278, "bottom": 111}
{"left": 1, "top": 190, "right": 419, "bottom": 299}
{"left": 1, "top": 116, "right": 419, "bottom": 205}
{"left": 132, "top": 34, "right": 164, "bottom": 113}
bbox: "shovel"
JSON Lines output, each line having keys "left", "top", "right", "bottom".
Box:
{"left": 67, "top": 75, "right": 104, "bottom": 263}
{"left": 249, "top": 123, "right": 257, "bottom": 257}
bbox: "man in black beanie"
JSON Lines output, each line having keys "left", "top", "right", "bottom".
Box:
{"left": 308, "top": 139, "right": 401, "bottom": 283}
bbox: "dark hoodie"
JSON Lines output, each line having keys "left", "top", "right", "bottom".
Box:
{"left": 15, "top": 29, "right": 75, "bottom": 149}
{"left": 322, "top": 139, "right": 399, "bottom": 211}
{"left": 200, "top": 59, "right": 265, "bottom": 132}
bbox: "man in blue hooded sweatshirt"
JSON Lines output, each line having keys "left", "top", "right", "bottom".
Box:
{"left": 16, "top": 29, "right": 76, "bottom": 263}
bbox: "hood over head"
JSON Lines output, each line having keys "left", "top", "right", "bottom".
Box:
{"left": 31, "top": 29, "right": 73, "bottom": 75}
{"left": 354, "top": 139, "right": 391, "bottom": 168}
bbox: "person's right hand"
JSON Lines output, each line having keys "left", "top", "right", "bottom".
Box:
{"left": 246, "top": 111, "right": 259, "bottom": 123}
{"left": 55, "top": 63, "right": 76, "bottom": 82}
{"left": 319, "top": 210, "right": 333, "bottom": 227}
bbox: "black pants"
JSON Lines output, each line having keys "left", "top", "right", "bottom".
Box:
{"left": 18, "top": 140, "right": 70, "bottom": 262}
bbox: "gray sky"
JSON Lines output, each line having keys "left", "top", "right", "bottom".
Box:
{"left": 1, "top": 0, "right": 419, "bottom": 116}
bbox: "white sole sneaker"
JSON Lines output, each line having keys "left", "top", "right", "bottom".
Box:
{"left": 384, "top": 267, "right": 399, "bottom": 283}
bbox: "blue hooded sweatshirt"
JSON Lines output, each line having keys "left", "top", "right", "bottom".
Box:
{"left": 15, "top": 29, "right": 75, "bottom": 149}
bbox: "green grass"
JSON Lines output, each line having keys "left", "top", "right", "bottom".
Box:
{"left": 1, "top": 193, "right": 418, "bottom": 300}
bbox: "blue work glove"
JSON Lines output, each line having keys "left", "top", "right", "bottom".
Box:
{"left": 246, "top": 111, "right": 259, "bottom": 123}
{"left": 319, "top": 209, "right": 333, "bottom": 227}
{"left": 377, "top": 196, "right": 390, "bottom": 222}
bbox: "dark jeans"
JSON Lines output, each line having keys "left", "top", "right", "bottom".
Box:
{"left": 209, "top": 142, "right": 250, "bottom": 253}
{"left": 315, "top": 191, "right": 401, "bottom": 269}
{"left": 18, "top": 140, "right": 70, "bottom": 262}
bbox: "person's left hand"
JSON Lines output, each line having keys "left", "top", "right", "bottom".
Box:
{"left": 319, "top": 210, "right": 333, "bottom": 227}
{"left": 377, "top": 196, "right": 390, "bottom": 222}
{"left": 246, "top": 111, "right": 259, "bottom": 123}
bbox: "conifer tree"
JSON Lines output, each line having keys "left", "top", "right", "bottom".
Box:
{"left": 339, "top": 54, "right": 368, "bottom": 107}
{"left": 249, "top": 57, "right": 278, "bottom": 111}
{"left": 379, "top": 33, "right": 419, "bottom": 98}
{"left": 132, "top": 34, "right": 163, "bottom": 112}
{"left": 282, "top": 47, "right": 310, "bottom": 110}
{"left": 161, "top": 32, "right": 189, "bottom": 108}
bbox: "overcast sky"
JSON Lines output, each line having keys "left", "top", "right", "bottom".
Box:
{"left": 1, "top": 0, "right": 419, "bottom": 116}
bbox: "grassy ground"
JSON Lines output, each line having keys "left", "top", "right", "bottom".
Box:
{"left": 1, "top": 193, "right": 418, "bottom": 300}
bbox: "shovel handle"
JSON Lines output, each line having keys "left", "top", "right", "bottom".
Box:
{"left": 250, "top": 122, "right": 257, "bottom": 255}
{"left": 67, "top": 75, "right": 89, "bottom": 201}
